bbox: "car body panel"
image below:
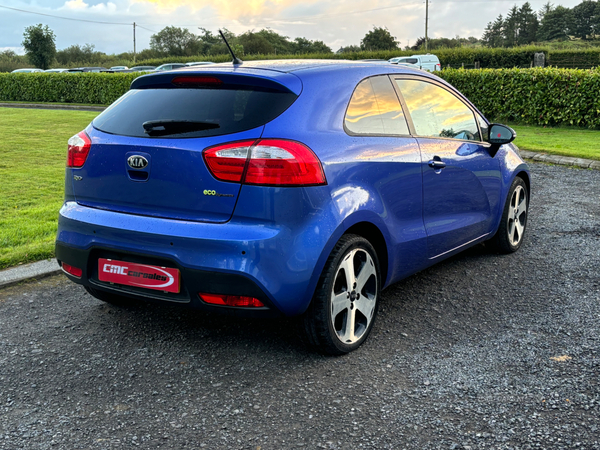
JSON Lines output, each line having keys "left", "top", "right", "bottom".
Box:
{"left": 417, "top": 138, "right": 502, "bottom": 258}
{"left": 72, "top": 126, "right": 265, "bottom": 223}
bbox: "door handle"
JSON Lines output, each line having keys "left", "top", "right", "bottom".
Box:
{"left": 428, "top": 159, "right": 446, "bottom": 170}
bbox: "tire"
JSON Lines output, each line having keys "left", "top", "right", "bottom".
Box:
{"left": 84, "top": 285, "right": 139, "bottom": 307}
{"left": 489, "top": 177, "right": 528, "bottom": 254}
{"left": 301, "top": 234, "right": 380, "bottom": 355}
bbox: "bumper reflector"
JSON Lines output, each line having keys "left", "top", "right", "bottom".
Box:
{"left": 62, "top": 263, "right": 82, "bottom": 278}
{"left": 199, "top": 293, "right": 265, "bottom": 308}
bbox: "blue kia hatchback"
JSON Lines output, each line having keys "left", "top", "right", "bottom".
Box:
{"left": 56, "top": 60, "right": 530, "bottom": 354}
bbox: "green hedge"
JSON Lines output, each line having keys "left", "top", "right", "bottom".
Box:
{"left": 439, "top": 67, "right": 600, "bottom": 128}
{"left": 2, "top": 67, "right": 600, "bottom": 128}
{"left": 132, "top": 47, "right": 548, "bottom": 69}
{"left": 546, "top": 48, "right": 600, "bottom": 68}
{"left": 0, "top": 72, "right": 141, "bottom": 104}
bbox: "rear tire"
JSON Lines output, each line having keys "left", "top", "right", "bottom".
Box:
{"left": 84, "top": 286, "right": 139, "bottom": 307}
{"left": 489, "top": 177, "right": 528, "bottom": 254}
{"left": 300, "top": 234, "right": 380, "bottom": 355}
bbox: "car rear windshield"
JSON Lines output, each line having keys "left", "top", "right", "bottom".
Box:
{"left": 93, "top": 86, "right": 298, "bottom": 138}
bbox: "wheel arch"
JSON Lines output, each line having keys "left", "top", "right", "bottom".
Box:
{"left": 515, "top": 170, "right": 531, "bottom": 201}
{"left": 344, "top": 221, "right": 389, "bottom": 289}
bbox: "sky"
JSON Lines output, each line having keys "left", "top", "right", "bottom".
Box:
{"left": 0, "top": 0, "right": 587, "bottom": 55}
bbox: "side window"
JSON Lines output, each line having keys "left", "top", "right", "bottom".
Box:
{"left": 395, "top": 79, "right": 480, "bottom": 141}
{"left": 476, "top": 113, "right": 489, "bottom": 141}
{"left": 345, "top": 75, "right": 409, "bottom": 136}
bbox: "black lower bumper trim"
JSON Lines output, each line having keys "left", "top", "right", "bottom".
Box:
{"left": 55, "top": 242, "right": 282, "bottom": 318}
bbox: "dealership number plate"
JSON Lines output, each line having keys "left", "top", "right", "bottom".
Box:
{"left": 98, "top": 258, "right": 180, "bottom": 293}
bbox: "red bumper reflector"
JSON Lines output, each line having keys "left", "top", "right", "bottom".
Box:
{"left": 62, "top": 263, "right": 82, "bottom": 278}
{"left": 199, "top": 293, "right": 265, "bottom": 308}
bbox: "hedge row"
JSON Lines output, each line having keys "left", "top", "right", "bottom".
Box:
{"left": 132, "top": 46, "right": 549, "bottom": 69}
{"left": 439, "top": 67, "right": 600, "bottom": 128}
{"left": 0, "top": 72, "right": 140, "bottom": 104}
{"left": 2, "top": 67, "right": 600, "bottom": 128}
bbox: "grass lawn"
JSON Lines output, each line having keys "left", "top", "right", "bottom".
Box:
{"left": 0, "top": 100, "right": 107, "bottom": 107}
{"left": 510, "top": 124, "right": 600, "bottom": 161}
{"left": 0, "top": 108, "right": 599, "bottom": 270}
{"left": 0, "top": 108, "right": 99, "bottom": 269}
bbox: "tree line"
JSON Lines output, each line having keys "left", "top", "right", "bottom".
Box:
{"left": 482, "top": 0, "right": 600, "bottom": 47}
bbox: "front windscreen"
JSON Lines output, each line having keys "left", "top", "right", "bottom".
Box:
{"left": 93, "top": 86, "right": 298, "bottom": 138}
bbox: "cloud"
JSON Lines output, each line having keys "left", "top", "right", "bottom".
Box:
{"left": 62, "top": 0, "right": 118, "bottom": 13}
{"left": 134, "top": 0, "right": 317, "bottom": 20}
{"left": 63, "top": 0, "right": 88, "bottom": 9}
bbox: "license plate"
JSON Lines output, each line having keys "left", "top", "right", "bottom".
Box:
{"left": 98, "top": 258, "right": 180, "bottom": 293}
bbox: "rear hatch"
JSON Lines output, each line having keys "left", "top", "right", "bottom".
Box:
{"left": 73, "top": 71, "right": 300, "bottom": 223}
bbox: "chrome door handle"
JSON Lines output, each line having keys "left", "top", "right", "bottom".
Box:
{"left": 428, "top": 159, "right": 446, "bottom": 169}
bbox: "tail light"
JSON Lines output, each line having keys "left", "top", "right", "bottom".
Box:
{"left": 203, "top": 139, "right": 326, "bottom": 186}
{"left": 199, "top": 293, "right": 265, "bottom": 308}
{"left": 62, "top": 263, "right": 82, "bottom": 278}
{"left": 67, "top": 131, "right": 91, "bottom": 168}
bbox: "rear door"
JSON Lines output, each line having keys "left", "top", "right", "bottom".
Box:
{"left": 393, "top": 76, "right": 502, "bottom": 259}
{"left": 72, "top": 73, "right": 298, "bottom": 223}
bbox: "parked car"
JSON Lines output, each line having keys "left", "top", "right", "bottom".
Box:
{"left": 44, "top": 68, "right": 69, "bottom": 73}
{"left": 67, "top": 67, "right": 109, "bottom": 73}
{"left": 389, "top": 54, "right": 441, "bottom": 72}
{"left": 11, "top": 68, "right": 43, "bottom": 73}
{"left": 154, "top": 63, "right": 186, "bottom": 71}
{"left": 185, "top": 62, "right": 216, "bottom": 66}
{"left": 130, "top": 65, "right": 156, "bottom": 72}
{"left": 57, "top": 60, "right": 529, "bottom": 355}
{"left": 110, "top": 66, "right": 129, "bottom": 70}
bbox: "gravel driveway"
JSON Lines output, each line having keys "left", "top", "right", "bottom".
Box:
{"left": 1, "top": 163, "right": 599, "bottom": 449}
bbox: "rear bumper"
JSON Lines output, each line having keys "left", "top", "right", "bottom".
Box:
{"left": 55, "top": 241, "right": 281, "bottom": 317}
{"left": 55, "top": 202, "right": 331, "bottom": 317}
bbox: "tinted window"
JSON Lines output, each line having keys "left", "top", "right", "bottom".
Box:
{"left": 93, "top": 87, "right": 297, "bottom": 138}
{"left": 395, "top": 79, "right": 479, "bottom": 141}
{"left": 345, "top": 76, "right": 409, "bottom": 135}
{"left": 476, "top": 113, "right": 489, "bottom": 141}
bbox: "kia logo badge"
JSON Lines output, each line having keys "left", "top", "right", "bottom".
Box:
{"left": 127, "top": 155, "right": 148, "bottom": 169}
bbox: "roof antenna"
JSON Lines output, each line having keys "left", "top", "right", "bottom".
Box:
{"left": 219, "top": 29, "right": 242, "bottom": 65}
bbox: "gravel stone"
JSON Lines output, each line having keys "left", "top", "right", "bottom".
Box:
{"left": 0, "top": 163, "right": 599, "bottom": 449}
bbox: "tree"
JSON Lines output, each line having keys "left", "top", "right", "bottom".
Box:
{"left": 22, "top": 24, "right": 56, "bottom": 70}
{"left": 237, "top": 31, "right": 274, "bottom": 54}
{"left": 538, "top": 1, "right": 554, "bottom": 22}
{"left": 571, "top": 0, "right": 599, "bottom": 39}
{"left": 256, "top": 29, "right": 293, "bottom": 54}
{"left": 482, "top": 15, "right": 505, "bottom": 47}
{"left": 360, "top": 27, "right": 398, "bottom": 51}
{"left": 504, "top": 6, "right": 520, "bottom": 47}
{"left": 337, "top": 45, "right": 361, "bottom": 53}
{"left": 56, "top": 43, "right": 99, "bottom": 65}
{"left": 538, "top": 5, "right": 573, "bottom": 41}
{"left": 517, "top": 2, "right": 539, "bottom": 45}
{"left": 150, "top": 26, "right": 202, "bottom": 56}
{"left": 292, "top": 37, "right": 332, "bottom": 54}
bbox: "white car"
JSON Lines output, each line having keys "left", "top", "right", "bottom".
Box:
{"left": 389, "top": 54, "right": 441, "bottom": 72}
{"left": 44, "top": 68, "right": 69, "bottom": 73}
{"left": 11, "top": 68, "right": 43, "bottom": 73}
{"left": 154, "top": 63, "right": 186, "bottom": 71}
{"left": 185, "top": 62, "right": 215, "bottom": 66}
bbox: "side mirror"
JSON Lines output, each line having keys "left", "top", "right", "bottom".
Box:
{"left": 488, "top": 124, "right": 516, "bottom": 145}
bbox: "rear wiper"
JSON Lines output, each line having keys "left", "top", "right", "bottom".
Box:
{"left": 142, "top": 120, "right": 220, "bottom": 136}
